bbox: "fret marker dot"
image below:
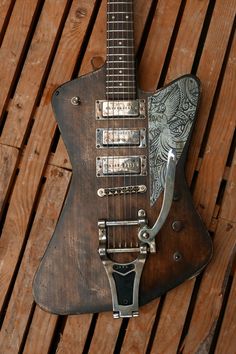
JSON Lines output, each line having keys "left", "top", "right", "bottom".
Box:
{"left": 119, "top": 41, "right": 122, "bottom": 45}
{"left": 112, "top": 15, "right": 115, "bottom": 19}
{"left": 126, "top": 15, "right": 129, "bottom": 19}
{"left": 119, "top": 83, "right": 122, "bottom": 86}
{"left": 119, "top": 70, "right": 122, "bottom": 73}
{"left": 119, "top": 57, "right": 122, "bottom": 60}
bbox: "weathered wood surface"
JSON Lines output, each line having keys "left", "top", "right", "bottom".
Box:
{"left": 0, "top": 0, "right": 235, "bottom": 353}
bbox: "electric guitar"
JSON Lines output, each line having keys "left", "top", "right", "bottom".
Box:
{"left": 33, "top": 0, "right": 213, "bottom": 318}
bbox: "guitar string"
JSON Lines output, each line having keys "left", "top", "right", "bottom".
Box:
{"left": 106, "top": 1, "right": 115, "bottom": 247}
{"left": 123, "top": 0, "right": 127, "bottom": 249}
{"left": 106, "top": 0, "right": 109, "bottom": 248}
{"left": 126, "top": 0, "right": 131, "bottom": 249}
{"left": 115, "top": 0, "right": 120, "bottom": 250}
{"left": 133, "top": 0, "right": 139, "bottom": 250}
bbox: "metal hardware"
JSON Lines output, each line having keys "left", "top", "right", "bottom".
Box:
{"left": 172, "top": 220, "right": 183, "bottom": 232}
{"left": 71, "top": 96, "right": 80, "bottom": 105}
{"left": 96, "top": 156, "right": 147, "bottom": 177}
{"left": 173, "top": 191, "right": 181, "bottom": 201}
{"left": 148, "top": 76, "right": 200, "bottom": 205}
{"left": 173, "top": 252, "right": 182, "bottom": 261}
{"left": 96, "top": 128, "right": 146, "bottom": 148}
{"left": 96, "top": 99, "right": 146, "bottom": 119}
{"left": 98, "top": 210, "right": 149, "bottom": 318}
{"left": 97, "top": 185, "right": 147, "bottom": 197}
{"left": 138, "top": 209, "right": 146, "bottom": 217}
{"left": 107, "top": 248, "right": 140, "bottom": 254}
{"left": 138, "top": 149, "right": 177, "bottom": 247}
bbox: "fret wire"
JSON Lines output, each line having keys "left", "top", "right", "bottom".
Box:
{"left": 107, "top": 38, "right": 133, "bottom": 41}
{"left": 106, "top": 90, "right": 136, "bottom": 94}
{"left": 107, "top": 54, "right": 134, "bottom": 56}
{"left": 107, "top": 47, "right": 134, "bottom": 50}
{"left": 107, "top": 74, "right": 135, "bottom": 77}
{"left": 107, "top": 29, "right": 133, "bottom": 32}
{"left": 108, "top": 11, "right": 132, "bottom": 14}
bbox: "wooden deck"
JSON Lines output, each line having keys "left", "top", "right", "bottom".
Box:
{"left": 0, "top": 0, "right": 235, "bottom": 353}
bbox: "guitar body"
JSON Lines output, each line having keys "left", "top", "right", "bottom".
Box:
{"left": 33, "top": 66, "right": 212, "bottom": 315}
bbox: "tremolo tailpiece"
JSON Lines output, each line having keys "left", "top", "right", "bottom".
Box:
{"left": 98, "top": 150, "right": 177, "bottom": 318}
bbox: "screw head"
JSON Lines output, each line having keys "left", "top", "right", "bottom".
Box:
{"left": 173, "top": 252, "right": 182, "bottom": 261}
{"left": 71, "top": 96, "right": 80, "bottom": 105}
{"left": 173, "top": 191, "right": 181, "bottom": 201}
{"left": 138, "top": 209, "right": 146, "bottom": 217}
{"left": 142, "top": 231, "right": 149, "bottom": 239}
{"left": 172, "top": 220, "right": 183, "bottom": 232}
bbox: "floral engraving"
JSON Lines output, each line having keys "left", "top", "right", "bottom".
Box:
{"left": 148, "top": 76, "right": 200, "bottom": 205}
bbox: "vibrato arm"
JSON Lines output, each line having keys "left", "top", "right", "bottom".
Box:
{"left": 138, "top": 149, "right": 177, "bottom": 247}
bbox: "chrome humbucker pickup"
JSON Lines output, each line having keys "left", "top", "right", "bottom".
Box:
{"left": 96, "top": 156, "right": 147, "bottom": 177}
{"left": 96, "top": 128, "right": 146, "bottom": 148}
{"left": 96, "top": 99, "right": 146, "bottom": 120}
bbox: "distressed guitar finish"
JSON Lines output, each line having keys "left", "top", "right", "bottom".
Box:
{"left": 33, "top": 67, "right": 212, "bottom": 315}
{"left": 33, "top": 1, "right": 213, "bottom": 318}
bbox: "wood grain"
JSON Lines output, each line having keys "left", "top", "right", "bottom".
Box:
{"left": 139, "top": 0, "right": 182, "bottom": 91}
{"left": 121, "top": 299, "right": 160, "bottom": 353}
{"left": 88, "top": 312, "right": 122, "bottom": 353}
{"left": 23, "top": 307, "right": 58, "bottom": 354}
{"left": 150, "top": 281, "right": 195, "bottom": 354}
{"left": 220, "top": 150, "right": 236, "bottom": 223}
{"left": 0, "top": 0, "right": 14, "bottom": 37}
{"left": 215, "top": 271, "right": 236, "bottom": 354}
{"left": 0, "top": 0, "right": 68, "bottom": 148}
{"left": 0, "top": 0, "right": 40, "bottom": 120}
{"left": 0, "top": 144, "right": 18, "bottom": 214}
{"left": 0, "top": 165, "right": 71, "bottom": 353}
{"left": 0, "top": 0, "right": 95, "bottom": 327}
{"left": 181, "top": 219, "right": 236, "bottom": 353}
{"left": 186, "top": 0, "right": 236, "bottom": 184}
{"left": 193, "top": 30, "right": 236, "bottom": 227}
{"left": 56, "top": 314, "right": 93, "bottom": 354}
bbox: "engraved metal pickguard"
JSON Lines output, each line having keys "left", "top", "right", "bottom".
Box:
{"left": 148, "top": 75, "right": 200, "bottom": 205}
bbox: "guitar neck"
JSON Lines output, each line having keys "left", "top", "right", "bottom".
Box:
{"left": 106, "top": 0, "right": 136, "bottom": 101}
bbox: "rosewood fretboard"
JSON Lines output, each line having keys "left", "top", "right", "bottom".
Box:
{"left": 106, "top": 0, "right": 136, "bottom": 101}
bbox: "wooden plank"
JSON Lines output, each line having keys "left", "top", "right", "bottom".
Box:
{"left": 193, "top": 30, "right": 236, "bottom": 227}
{"left": 0, "top": 0, "right": 14, "bottom": 36}
{"left": 180, "top": 17, "right": 236, "bottom": 352}
{"left": 0, "top": 0, "right": 40, "bottom": 120}
{"left": 0, "top": 165, "right": 71, "bottom": 353}
{"left": 165, "top": 0, "right": 210, "bottom": 82}
{"left": 138, "top": 0, "right": 182, "bottom": 91}
{"left": 49, "top": 136, "right": 71, "bottom": 170}
{"left": 23, "top": 308, "right": 58, "bottom": 354}
{"left": 121, "top": 300, "right": 160, "bottom": 353}
{"left": 0, "top": 144, "right": 18, "bottom": 214}
{"left": 186, "top": 0, "right": 236, "bottom": 184}
{"left": 0, "top": 0, "right": 95, "bottom": 317}
{"left": 215, "top": 270, "right": 236, "bottom": 354}
{"left": 88, "top": 312, "right": 121, "bottom": 353}
{"left": 220, "top": 150, "right": 236, "bottom": 223}
{"left": 55, "top": 315, "right": 93, "bottom": 354}
{"left": 180, "top": 219, "right": 236, "bottom": 353}
{"left": 150, "top": 281, "right": 195, "bottom": 354}
{"left": 0, "top": 0, "right": 68, "bottom": 148}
